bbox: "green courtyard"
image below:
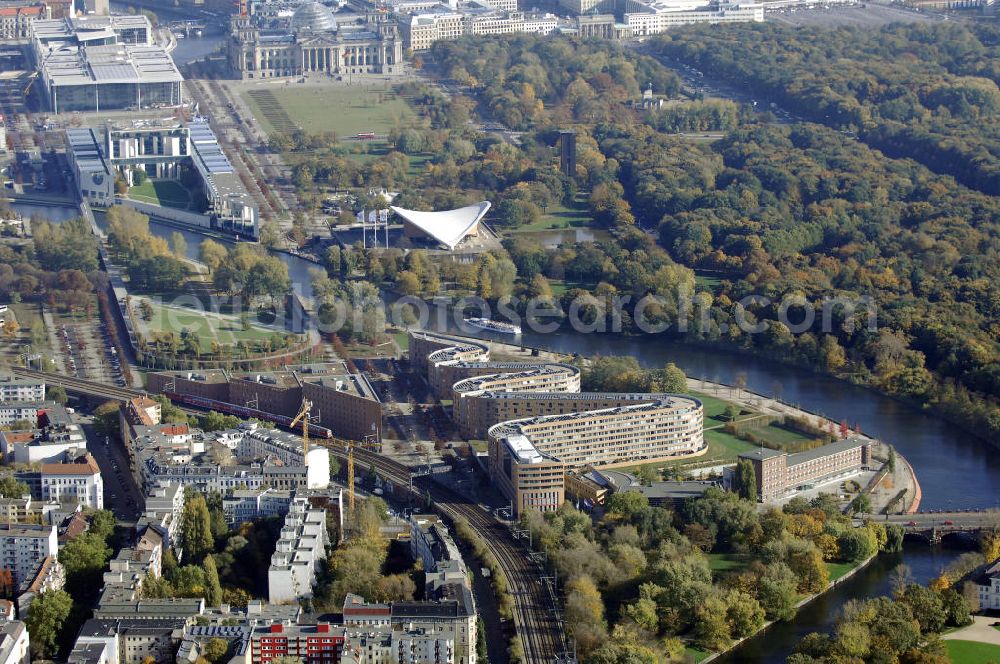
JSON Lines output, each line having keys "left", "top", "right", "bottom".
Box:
{"left": 128, "top": 179, "right": 195, "bottom": 211}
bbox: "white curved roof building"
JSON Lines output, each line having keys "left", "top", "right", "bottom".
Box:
{"left": 391, "top": 201, "right": 491, "bottom": 250}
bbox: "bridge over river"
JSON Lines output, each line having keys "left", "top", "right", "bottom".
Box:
{"left": 857, "top": 510, "right": 1000, "bottom": 540}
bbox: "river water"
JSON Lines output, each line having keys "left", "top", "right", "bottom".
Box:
{"left": 14, "top": 195, "right": 995, "bottom": 661}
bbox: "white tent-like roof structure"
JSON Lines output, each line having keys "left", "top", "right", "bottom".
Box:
{"left": 390, "top": 202, "right": 491, "bottom": 251}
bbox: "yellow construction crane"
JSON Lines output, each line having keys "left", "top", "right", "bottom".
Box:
{"left": 289, "top": 398, "right": 313, "bottom": 456}
{"left": 346, "top": 445, "right": 355, "bottom": 513}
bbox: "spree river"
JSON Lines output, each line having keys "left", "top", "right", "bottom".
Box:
{"left": 18, "top": 202, "right": 996, "bottom": 662}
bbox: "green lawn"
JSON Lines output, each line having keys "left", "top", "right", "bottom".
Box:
{"left": 696, "top": 392, "right": 746, "bottom": 422}
{"left": 549, "top": 280, "right": 596, "bottom": 297}
{"left": 392, "top": 331, "right": 410, "bottom": 351}
{"left": 825, "top": 561, "right": 856, "bottom": 582}
{"left": 129, "top": 179, "right": 194, "bottom": 211}
{"left": 758, "top": 423, "right": 819, "bottom": 447}
{"left": 696, "top": 391, "right": 819, "bottom": 451}
{"left": 684, "top": 646, "right": 712, "bottom": 663}
{"left": 704, "top": 428, "right": 758, "bottom": 458}
{"left": 945, "top": 639, "right": 1000, "bottom": 664}
{"left": 695, "top": 273, "right": 725, "bottom": 293}
{"left": 511, "top": 198, "right": 593, "bottom": 232}
{"left": 142, "top": 300, "right": 281, "bottom": 353}
{"left": 708, "top": 553, "right": 750, "bottom": 573}
{"left": 243, "top": 85, "right": 416, "bottom": 138}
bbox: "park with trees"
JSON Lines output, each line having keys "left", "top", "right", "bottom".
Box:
{"left": 515, "top": 486, "right": 963, "bottom": 663}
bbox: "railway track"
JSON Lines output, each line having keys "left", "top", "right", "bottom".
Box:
{"left": 17, "top": 368, "right": 566, "bottom": 664}
{"left": 13, "top": 367, "right": 146, "bottom": 402}
{"left": 339, "top": 447, "right": 565, "bottom": 664}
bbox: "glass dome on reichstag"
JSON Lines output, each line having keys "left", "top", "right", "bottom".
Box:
{"left": 290, "top": 2, "right": 337, "bottom": 33}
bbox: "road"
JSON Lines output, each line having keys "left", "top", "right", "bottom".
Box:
{"left": 79, "top": 418, "right": 143, "bottom": 524}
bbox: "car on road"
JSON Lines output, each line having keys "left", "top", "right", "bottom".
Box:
{"left": 942, "top": 520, "right": 954, "bottom": 526}
{"left": 906, "top": 520, "right": 917, "bottom": 526}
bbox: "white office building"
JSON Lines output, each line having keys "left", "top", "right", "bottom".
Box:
{"left": 403, "top": 9, "right": 557, "bottom": 50}
{"left": 624, "top": 0, "right": 763, "bottom": 36}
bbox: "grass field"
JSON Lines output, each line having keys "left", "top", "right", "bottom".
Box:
{"left": 826, "top": 561, "right": 856, "bottom": 581}
{"left": 945, "top": 639, "right": 1000, "bottom": 664}
{"left": 129, "top": 179, "right": 194, "bottom": 211}
{"left": 143, "top": 300, "right": 280, "bottom": 353}
{"left": 620, "top": 390, "right": 818, "bottom": 475}
{"left": 684, "top": 646, "right": 711, "bottom": 663}
{"left": 511, "top": 198, "right": 593, "bottom": 232}
{"left": 549, "top": 280, "right": 595, "bottom": 297}
{"left": 695, "top": 273, "right": 725, "bottom": 293}
{"left": 392, "top": 331, "right": 410, "bottom": 351}
{"left": 708, "top": 553, "right": 750, "bottom": 573}
{"left": 243, "top": 85, "right": 416, "bottom": 138}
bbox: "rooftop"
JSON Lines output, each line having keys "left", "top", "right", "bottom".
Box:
{"left": 786, "top": 437, "right": 867, "bottom": 466}
{"left": 502, "top": 433, "right": 546, "bottom": 464}
{"left": 40, "top": 41, "right": 182, "bottom": 89}
{"left": 41, "top": 453, "right": 100, "bottom": 475}
{"left": 390, "top": 202, "right": 492, "bottom": 251}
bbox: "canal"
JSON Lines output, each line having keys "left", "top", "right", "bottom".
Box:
{"left": 15, "top": 201, "right": 996, "bottom": 662}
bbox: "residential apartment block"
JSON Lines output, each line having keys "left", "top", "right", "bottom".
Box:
{"left": 0, "top": 621, "right": 28, "bottom": 664}
{"left": 0, "top": 523, "right": 57, "bottom": 586}
{"left": 17, "top": 453, "right": 103, "bottom": 509}
{"left": 0, "top": 421, "right": 87, "bottom": 464}
{"left": 410, "top": 332, "right": 705, "bottom": 515}
{"left": 0, "top": 1, "right": 48, "bottom": 41}
{"left": 16, "top": 555, "right": 65, "bottom": 618}
{"left": 0, "top": 374, "right": 44, "bottom": 403}
{"left": 70, "top": 618, "right": 186, "bottom": 664}
{"left": 124, "top": 418, "right": 330, "bottom": 496}
{"left": 223, "top": 488, "right": 295, "bottom": 526}
{"left": 267, "top": 498, "right": 329, "bottom": 604}
{"left": 138, "top": 482, "right": 185, "bottom": 555}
